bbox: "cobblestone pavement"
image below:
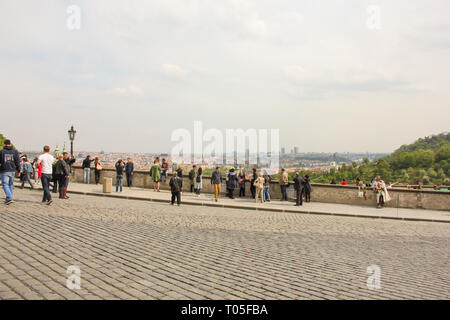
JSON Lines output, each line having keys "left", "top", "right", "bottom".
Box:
{"left": 1, "top": 188, "right": 449, "bottom": 300}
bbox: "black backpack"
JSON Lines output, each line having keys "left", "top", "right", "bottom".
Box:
{"left": 196, "top": 174, "right": 201, "bottom": 183}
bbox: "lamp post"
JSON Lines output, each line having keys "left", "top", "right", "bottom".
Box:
{"left": 68, "top": 126, "right": 76, "bottom": 156}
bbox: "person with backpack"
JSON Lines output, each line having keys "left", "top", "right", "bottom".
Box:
{"left": 20, "top": 157, "right": 34, "bottom": 189}
{"left": 94, "top": 157, "right": 103, "bottom": 185}
{"left": 0, "top": 139, "right": 20, "bottom": 205}
{"left": 55, "top": 154, "right": 70, "bottom": 199}
{"left": 189, "top": 165, "right": 197, "bottom": 193}
{"left": 169, "top": 171, "right": 182, "bottom": 206}
{"left": 194, "top": 167, "right": 203, "bottom": 196}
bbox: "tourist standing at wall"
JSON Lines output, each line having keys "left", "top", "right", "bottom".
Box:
{"left": 161, "top": 158, "right": 169, "bottom": 183}
{"left": 0, "top": 139, "right": 20, "bottom": 205}
{"left": 211, "top": 167, "right": 222, "bottom": 202}
{"left": 254, "top": 172, "right": 265, "bottom": 203}
{"left": 263, "top": 170, "right": 271, "bottom": 202}
{"left": 341, "top": 178, "right": 348, "bottom": 185}
{"left": 55, "top": 154, "right": 70, "bottom": 199}
{"left": 293, "top": 172, "right": 304, "bottom": 206}
{"left": 373, "top": 176, "right": 391, "bottom": 209}
{"left": 356, "top": 177, "right": 366, "bottom": 200}
{"left": 194, "top": 167, "right": 203, "bottom": 196}
{"left": 189, "top": 165, "right": 197, "bottom": 193}
{"left": 169, "top": 172, "right": 182, "bottom": 206}
{"left": 115, "top": 159, "right": 125, "bottom": 192}
{"left": 82, "top": 156, "right": 94, "bottom": 184}
{"left": 125, "top": 158, "right": 134, "bottom": 188}
{"left": 32, "top": 157, "right": 40, "bottom": 184}
{"left": 226, "top": 168, "right": 238, "bottom": 199}
{"left": 51, "top": 157, "right": 59, "bottom": 194}
{"left": 20, "top": 157, "right": 34, "bottom": 190}
{"left": 176, "top": 165, "right": 183, "bottom": 192}
{"left": 150, "top": 159, "right": 161, "bottom": 192}
{"left": 279, "top": 168, "right": 289, "bottom": 201}
{"left": 94, "top": 157, "right": 102, "bottom": 185}
{"left": 304, "top": 174, "right": 311, "bottom": 203}
{"left": 37, "top": 145, "right": 54, "bottom": 205}
{"left": 250, "top": 168, "right": 257, "bottom": 199}
{"left": 238, "top": 168, "right": 247, "bottom": 197}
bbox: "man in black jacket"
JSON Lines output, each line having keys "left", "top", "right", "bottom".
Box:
{"left": 82, "top": 156, "right": 94, "bottom": 184}
{"left": 55, "top": 154, "right": 71, "bottom": 199}
{"left": 0, "top": 139, "right": 20, "bottom": 205}
{"left": 293, "top": 172, "right": 304, "bottom": 206}
{"left": 169, "top": 172, "right": 182, "bottom": 206}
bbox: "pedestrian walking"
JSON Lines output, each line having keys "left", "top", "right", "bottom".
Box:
{"left": 82, "top": 156, "right": 94, "bottom": 184}
{"left": 169, "top": 172, "right": 182, "bottom": 206}
{"left": 194, "top": 167, "right": 203, "bottom": 196}
{"left": 279, "top": 168, "right": 289, "bottom": 201}
{"left": 211, "top": 167, "right": 222, "bottom": 202}
{"left": 94, "top": 157, "right": 103, "bottom": 185}
{"left": 55, "top": 154, "right": 70, "bottom": 199}
{"left": 20, "top": 157, "right": 34, "bottom": 189}
{"left": 37, "top": 145, "right": 54, "bottom": 205}
{"left": 0, "top": 139, "right": 20, "bottom": 205}
{"left": 254, "top": 172, "right": 265, "bottom": 203}
{"left": 125, "top": 158, "right": 134, "bottom": 187}
{"left": 293, "top": 172, "right": 304, "bottom": 206}
{"left": 115, "top": 159, "right": 125, "bottom": 192}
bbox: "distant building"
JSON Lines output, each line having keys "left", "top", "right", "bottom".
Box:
{"left": 281, "top": 147, "right": 286, "bottom": 155}
{"left": 293, "top": 146, "right": 299, "bottom": 154}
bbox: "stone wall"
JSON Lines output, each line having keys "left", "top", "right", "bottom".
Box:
{"left": 71, "top": 166, "right": 450, "bottom": 211}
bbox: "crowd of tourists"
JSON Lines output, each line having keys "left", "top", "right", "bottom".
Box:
{"left": 1, "top": 140, "right": 392, "bottom": 209}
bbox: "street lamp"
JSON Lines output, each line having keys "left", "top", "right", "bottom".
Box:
{"left": 68, "top": 126, "right": 76, "bottom": 156}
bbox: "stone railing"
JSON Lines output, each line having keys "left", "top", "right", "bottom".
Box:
{"left": 71, "top": 166, "right": 450, "bottom": 211}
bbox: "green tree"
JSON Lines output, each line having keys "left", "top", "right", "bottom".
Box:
{"left": 0, "top": 133, "right": 5, "bottom": 149}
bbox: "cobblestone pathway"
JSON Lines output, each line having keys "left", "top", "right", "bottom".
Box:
{"left": 0, "top": 189, "right": 449, "bottom": 300}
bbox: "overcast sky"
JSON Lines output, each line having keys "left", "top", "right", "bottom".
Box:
{"left": 1, "top": 0, "right": 449, "bottom": 153}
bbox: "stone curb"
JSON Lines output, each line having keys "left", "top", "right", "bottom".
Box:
{"left": 14, "top": 183, "right": 450, "bottom": 224}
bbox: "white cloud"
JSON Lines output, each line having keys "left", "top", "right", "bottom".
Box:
{"left": 108, "top": 85, "right": 144, "bottom": 97}
{"left": 162, "top": 64, "right": 187, "bottom": 77}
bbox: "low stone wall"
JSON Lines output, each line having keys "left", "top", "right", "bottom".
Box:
{"left": 71, "top": 166, "right": 450, "bottom": 211}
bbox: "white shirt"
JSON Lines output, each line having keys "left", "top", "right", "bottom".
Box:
{"left": 38, "top": 153, "right": 54, "bottom": 175}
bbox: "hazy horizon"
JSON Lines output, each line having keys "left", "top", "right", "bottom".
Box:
{"left": 1, "top": 1, "right": 449, "bottom": 154}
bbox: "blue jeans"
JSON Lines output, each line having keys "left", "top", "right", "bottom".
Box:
{"left": 41, "top": 174, "right": 52, "bottom": 201}
{"left": 84, "top": 168, "right": 91, "bottom": 184}
{"left": 116, "top": 175, "right": 123, "bottom": 192}
{"left": 1, "top": 171, "right": 15, "bottom": 201}
{"left": 263, "top": 186, "right": 270, "bottom": 201}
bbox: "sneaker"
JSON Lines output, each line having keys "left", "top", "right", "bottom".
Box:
{"left": 5, "top": 200, "right": 14, "bottom": 205}
{"left": 47, "top": 200, "right": 53, "bottom": 205}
